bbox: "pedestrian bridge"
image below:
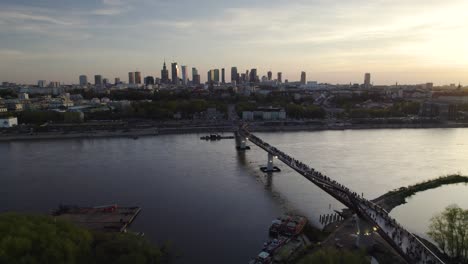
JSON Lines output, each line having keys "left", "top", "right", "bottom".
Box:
{"left": 236, "top": 126, "right": 444, "bottom": 264}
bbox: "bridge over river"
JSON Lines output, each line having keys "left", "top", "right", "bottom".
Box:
{"left": 236, "top": 126, "right": 444, "bottom": 264}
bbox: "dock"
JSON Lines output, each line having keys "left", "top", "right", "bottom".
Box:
{"left": 52, "top": 205, "right": 141, "bottom": 232}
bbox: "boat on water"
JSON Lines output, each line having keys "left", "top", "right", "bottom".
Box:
{"left": 248, "top": 252, "right": 272, "bottom": 264}
{"left": 200, "top": 134, "right": 235, "bottom": 140}
{"left": 269, "top": 214, "right": 307, "bottom": 237}
{"left": 250, "top": 215, "right": 308, "bottom": 263}
{"left": 200, "top": 134, "right": 222, "bottom": 140}
{"left": 262, "top": 237, "right": 289, "bottom": 254}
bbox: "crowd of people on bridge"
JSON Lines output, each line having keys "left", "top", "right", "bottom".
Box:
{"left": 240, "top": 128, "right": 442, "bottom": 264}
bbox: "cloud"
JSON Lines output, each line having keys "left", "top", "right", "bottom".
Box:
{"left": 147, "top": 20, "right": 194, "bottom": 29}
{"left": 92, "top": 0, "right": 132, "bottom": 16}
{"left": 0, "top": 11, "right": 72, "bottom": 25}
{"left": 92, "top": 8, "right": 123, "bottom": 16}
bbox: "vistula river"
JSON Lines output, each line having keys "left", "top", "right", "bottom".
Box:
{"left": 2, "top": 128, "right": 468, "bottom": 263}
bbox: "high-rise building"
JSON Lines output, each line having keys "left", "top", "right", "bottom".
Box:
{"left": 267, "top": 71, "right": 272, "bottom": 81}
{"left": 144, "top": 76, "right": 155, "bottom": 85}
{"left": 135, "top": 71, "right": 142, "bottom": 84}
{"left": 277, "top": 72, "right": 282, "bottom": 83}
{"left": 171, "top": 63, "right": 180, "bottom": 85}
{"left": 38, "top": 80, "right": 46, "bottom": 87}
{"left": 161, "top": 61, "right": 169, "bottom": 84}
{"left": 128, "top": 72, "right": 135, "bottom": 84}
{"left": 94, "top": 75, "right": 103, "bottom": 86}
{"left": 192, "top": 67, "right": 200, "bottom": 85}
{"left": 79, "top": 75, "right": 87, "bottom": 86}
{"left": 207, "top": 70, "right": 213, "bottom": 83}
{"left": 103, "top": 78, "right": 109, "bottom": 86}
{"left": 221, "top": 68, "right": 225, "bottom": 84}
{"left": 240, "top": 73, "right": 246, "bottom": 83}
{"left": 231, "top": 67, "right": 238, "bottom": 83}
{"left": 192, "top": 67, "right": 198, "bottom": 80}
{"left": 364, "top": 73, "right": 371, "bottom": 88}
{"left": 300, "top": 71, "right": 306, "bottom": 85}
{"left": 181, "top": 65, "right": 189, "bottom": 85}
{"left": 115, "top": 78, "right": 121, "bottom": 85}
{"left": 249, "top": 69, "right": 257, "bottom": 83}
{"left": 193, "top": 75, "right": 201, "bottom": 85}
{"left": 214, "top": 69, "right": 220, "bottom": 83}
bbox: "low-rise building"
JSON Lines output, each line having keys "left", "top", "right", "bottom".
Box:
{"left": 0, "top": 117, "right": 18, "bottom": 128}
{"left": 242, "top": 107, "right": 286, "bottom": 121}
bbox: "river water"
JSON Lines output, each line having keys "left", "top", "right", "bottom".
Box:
{"left": 1, "top": 128, "right": 468, "bottom": 263}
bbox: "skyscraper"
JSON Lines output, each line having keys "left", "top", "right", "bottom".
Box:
{"left": 364, "top": 73, "right": 371, "bottom": 88}
{"left": 135, "top": 71, "right": 142, "bottom": 85}
{"left": 171, "top": 63, "right": 180, "bottom": 85}
{"left": 221, "top": 68, "right": 225, "bottom": 84}
{"left": 231, "top": 67, "right": 238, "bottom": 83}
{"left": 214, "top": 69, "right": 220, "bottom": 83}
{"left": 267, "top": 71, "right": 272, "bottom": 81}
{"left": 181, "top": 65, "right": 188, "bottom": 85}
{"left": 128, "top": 72, "right": 135, "bottom": 84}
{"left": 38, "top": 80, "right": 46, "bottom": 87}
{"left": 207, "top": 70, "right": 213, "bottom": 83}
{"left": 94, "top": 75, "right": 103, "bottom": 86}
{"left": 161, "top": 61, "right": 169, "bottom": 84}
{"left": 300, "top": 71, "right": 306, "bottom": 85}
{"left": 192, "top": 67, "right": 200, "bottom": 85}
{"left": 79, "top": 75, "right": 87, "bottom": 86}
{"left": 115, "top": 78, "right": 120, "bottom": 85}
{"left": 249, "top": 69, "right": 257, "bottom": 83}
{"left": 144, "top": 76, "right": 155, "bottom": 85}
{"left": 277, "top": 72, "right": 282, "bottom": 83}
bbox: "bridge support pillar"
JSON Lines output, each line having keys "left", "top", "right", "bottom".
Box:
{"left": 235, "top": 132, "right": 250, "bottom": 151}
{"left": 261, "top": 153, "right": 281, "bottom": 173}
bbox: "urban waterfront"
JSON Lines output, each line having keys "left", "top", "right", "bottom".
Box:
{"left": 2, "top": 128, "right": 468, "bottom": 263}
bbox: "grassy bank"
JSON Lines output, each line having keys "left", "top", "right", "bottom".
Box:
{"left": 373, "top": 174, "right": 468, "bottom": 212}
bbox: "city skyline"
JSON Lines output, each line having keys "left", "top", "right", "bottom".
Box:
{"left": 1, "top": 0, "right": 468, "bottom": 85}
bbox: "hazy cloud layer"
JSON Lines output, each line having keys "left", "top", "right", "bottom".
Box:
{"left": 0, "top": 0, "right": 467, "bottom": 84}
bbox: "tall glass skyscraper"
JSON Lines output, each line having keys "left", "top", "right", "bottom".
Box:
{"left": 171, "top": 63, "right": 180, "bottom": 85}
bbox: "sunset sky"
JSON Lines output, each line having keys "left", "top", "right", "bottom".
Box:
{"left": 1, "top": 0, "right": 467, "bottom": 85}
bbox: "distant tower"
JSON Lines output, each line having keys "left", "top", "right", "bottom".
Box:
{"left": 249, "top": 69, "right": 257, "bottom": 83}
{"left": 231, "top": 67, "right": 238, "bottom": 83}
{"left": 364, "top": 73, "right": 371, "bottom": 89}
{"left": 79, "top": 75, "right": 87, "bottom": 86}
{"left": 181, "top": 65, "right": 188, "bottom": 85}
{"left": 38, "top": 80, "right": 46, "bottom": 87}
{"left": 207, "top": 70, "right": 212, "bottom": 83}
{"left": 94, "top": 75, "right": 103, "bottom": 86}
{"left": 214, "top": 69, "right": 220, "bottom": 83}
{"left": 171, "top": 63, "right": 180, "bottom": 85}
{"left": 277, "top": 72, "right": 282, "bottom": 83}
{"left": 221, "top": 68, "right": 225, "bottom": 84}
{"left": 128, "top": 72, "right": 135, "bottom": 84}
{"left": 161, "top": 60, "right": 169, "bottom": 84}
{"left": 192, "top": 67, "right": 200, "bottom": 85}
{"left": 267, "top": 71, "right": 272, "bottom": 81}
{"left": 300, "top": 71, "right": 306, "bottom": 85}
{"left": 144, "top": 76, "right": 155, "bottom": 85}
{"left": 114, "top": 78, "right": 120, "bottom": 85}
{"left": 134, "top": 71, "right": 142, "bottom": 85}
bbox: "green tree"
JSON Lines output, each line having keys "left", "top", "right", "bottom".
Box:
{"left": 428, "top": 205, "right": 468, "bottom": 263}
{"left": 0, "top": 213, "right": 169, "bottom": 264}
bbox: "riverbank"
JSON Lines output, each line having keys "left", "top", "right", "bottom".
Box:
{"left": 372, "top": 174, "right": 468, "bottom": 212}
{"left": 1, "top": 121, "right": 468, "bottom": 142}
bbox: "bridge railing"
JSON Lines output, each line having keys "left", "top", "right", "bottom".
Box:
{"left": 238, "top": 127, "right": 445, "bottom": 264}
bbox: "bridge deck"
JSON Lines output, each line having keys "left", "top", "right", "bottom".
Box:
{"left": 239, "top": 127, "right": 444, "bottom": 264}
